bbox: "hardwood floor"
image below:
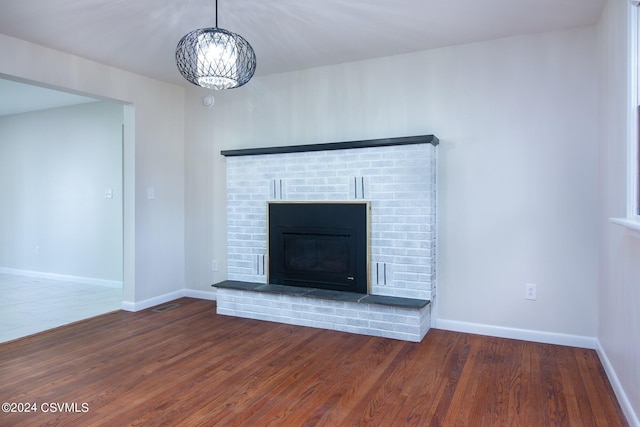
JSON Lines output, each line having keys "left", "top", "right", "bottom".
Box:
{"left": 0, "top": 298, "right": 628, "bottom": 426}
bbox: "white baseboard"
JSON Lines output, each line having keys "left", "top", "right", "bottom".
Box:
{"left": 0, "top": 267, "right": 123, "bottom": 288}
{"left": 184, "top": 288, "right": 217, "bottom": 301}
{"left": 435, "top": 318, "right": 597, "bottom": 349}
{"left": 121, "top": 288, "right": 217, "bottom": 312}
{"left": 121, "top": 290, "right": 185, "bottom": 312}
{"left": 596, "top": 340, "right": 640, "bottom": 427}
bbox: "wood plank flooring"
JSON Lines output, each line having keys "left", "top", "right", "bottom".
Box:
{"left": 0, "top": 298, "right": 628, "bottom": 426}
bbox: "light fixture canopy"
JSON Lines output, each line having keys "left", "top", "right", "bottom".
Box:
{"left": 176, "top": 0, "right": 256, "bottom": 90}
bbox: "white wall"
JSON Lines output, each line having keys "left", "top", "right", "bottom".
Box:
{"left": 0, "top": 101, "right": 123, "bottom": 282}
{"left": 185, "top": 26, "right": 599, "bottom": 341}
{"left": 597, "top": 0, "right": 640, "bottom": 424}
{"left": 0, "top": 34, "right": 186, "bottom": 304}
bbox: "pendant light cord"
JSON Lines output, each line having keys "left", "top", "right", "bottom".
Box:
{"left": 215, "top": 0, "right": 218, "bottom": 28}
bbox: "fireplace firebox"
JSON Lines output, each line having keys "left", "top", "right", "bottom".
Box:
{"left": 268, "top": 202, "right": 369, "bottom": 294}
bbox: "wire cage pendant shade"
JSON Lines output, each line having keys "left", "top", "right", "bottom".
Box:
{"left": 176, "top": 1, "right": 256, "bottom": 90}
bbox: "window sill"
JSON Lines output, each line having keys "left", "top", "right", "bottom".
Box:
{"left": 609, "top": 217, "right": 640, "bottom": 239}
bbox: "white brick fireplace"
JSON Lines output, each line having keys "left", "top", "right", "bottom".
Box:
{"left": 215, "top": 136, "right": 438, "bottom": 341}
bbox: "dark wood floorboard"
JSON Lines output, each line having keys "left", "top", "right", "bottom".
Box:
{"left": 0, "top": 298, "right": 628, "bottom": 426}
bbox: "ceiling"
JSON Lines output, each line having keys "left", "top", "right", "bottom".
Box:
{"left": 0, "top": 0, "right": 605, "bottom": 113}
{"left": 0, "top": 79, "right": 98, "bottom": 117}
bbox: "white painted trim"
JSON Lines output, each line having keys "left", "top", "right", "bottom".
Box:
{"left": 121, "top": 290, "right": 184, "bottom": 312}
{"left": 628, "top": 3, "right": 640, "bottom": 220}
{"left": 610, "top": 217, "right": 640, "bottom": 238}
{"left": 121, "top": 288, "right": 217, "bottom": 312}
{"left": 435, "top": 318, "right": 597, "bottom": 349}
{"left": 184, "top": 288, "right": 217, "bottom": 301}
{"left": 613, "top": 4, "right": 640, "bottom": 240}
{"left": 122, "top": 104, "right": 136, "bottom": 308}
{"left": 0, "top": 267, "right": 123, "bottom": 288}
{"left": 596, "top": 340, "right": 640, "bottom": 427}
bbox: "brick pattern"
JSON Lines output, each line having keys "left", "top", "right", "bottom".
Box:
{"left": 226, "top": 143, "right": 436, "bottom": 299}
{"left": 216, "top": 288, "right": 431, "bottom": 342}
{"left": 223, "top": 143, "right": 436, "bottom": 340}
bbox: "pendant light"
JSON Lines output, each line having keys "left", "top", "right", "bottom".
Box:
{"left": 176, "top": 0, "right": 256, "bottom": 90}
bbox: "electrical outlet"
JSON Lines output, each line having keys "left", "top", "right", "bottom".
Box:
{"left": 525, "top": 283, "right": 537, "bottom": 300}
{"left": 211, "top": 260, "right": 218, "bottom": 272}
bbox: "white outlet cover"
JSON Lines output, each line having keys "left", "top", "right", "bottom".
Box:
{"left": 525, "top": 283, "right": 537, "bottom": 300}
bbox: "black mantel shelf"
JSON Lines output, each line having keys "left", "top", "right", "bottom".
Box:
{"left": 220, "top": 134, "right": 438, "bottom": 157}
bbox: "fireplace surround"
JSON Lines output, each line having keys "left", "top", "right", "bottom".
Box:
{"left": 216, "top": 135, "right": 438, "bottom": 341}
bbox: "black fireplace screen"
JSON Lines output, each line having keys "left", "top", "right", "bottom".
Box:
{"left": 283, "top": 232, "right": 349, "bottom": 273}
{"left": 268, "top": 202, "right": 368, "bottom": 293}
